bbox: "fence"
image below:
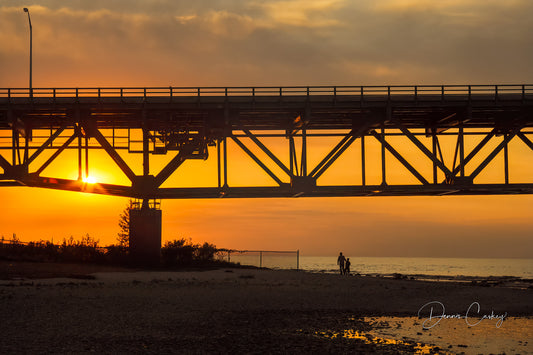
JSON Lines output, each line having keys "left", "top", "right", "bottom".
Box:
{"left": 1, "top": 237, "right": 299, "bottom": 270}
{"left": 217, "top": 249, "right": 300, "bottom": 270}
{"left": 1, "top": 84, "right": 532, "bottom": 101}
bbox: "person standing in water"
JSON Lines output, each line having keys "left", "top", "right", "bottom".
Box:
{"left": 337, "top": 252, "right": 346, "bottom": 275}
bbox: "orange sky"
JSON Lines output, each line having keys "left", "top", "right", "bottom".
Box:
{"left": 1, "top": 1, "right": 532, "bottom": 257}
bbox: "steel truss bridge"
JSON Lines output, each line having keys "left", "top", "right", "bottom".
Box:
{"left": 1, "top": 85, "right": 532, "bottom": 200}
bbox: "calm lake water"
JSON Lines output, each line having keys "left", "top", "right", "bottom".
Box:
{"left": 227, "top": 253, "right": 533, "bottom": 278}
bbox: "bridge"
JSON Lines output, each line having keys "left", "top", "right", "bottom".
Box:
{"left": 1, "top": 84, "right": 532, "bottom": 262}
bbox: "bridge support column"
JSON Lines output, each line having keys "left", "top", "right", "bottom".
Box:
{"left": 129, "top": 205, "right": 162, "bottom": 266}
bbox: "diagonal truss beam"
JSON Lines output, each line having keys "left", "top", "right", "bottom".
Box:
{"left": 231, "top": 136, "right": 285, "bottom": 186}
{"left": 451, "top": 129, "right": 495, "bottom": 177}
{"left": 240, "top": 127, "right": 293, "bottom": 178}
{"left": 312, "top": 134, "right": 357, "bottom": 180}
{"left": 470, "top": 130, "right": 519, "bottom": 180}
{"left": 26, "top": 125, "right": 66, "bottom": 166}
{"left": 518, "top": 132, "right": 533, "bottom": 151}
{"left": 0, "top": 154, "right": 11, "bottom": 171}
{"left": 311, "top": 125, "right": 369, "bottom": 180}
{"left": 35, "top": 133, "right": 77, "bottom": 176}
{"left": 91, "top": 127, "right": 136, "bottom": 183}
{"left": 309, "top": 131, "right": 353, "bottom": 177}
{"left": 153, "top": 150, "right": 189, "bottom": 187}
{"left": 370, "top": 130, "right": 430, "bottom": 185}
{"left": 395, "top": 120, "right": 453, "bottom": 178}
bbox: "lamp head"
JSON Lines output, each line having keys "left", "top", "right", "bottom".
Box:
{"left": 23, "top": 8, "right": 29, "bottom": 12}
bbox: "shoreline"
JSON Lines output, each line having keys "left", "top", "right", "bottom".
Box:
{"left": 305, "top": 270, "right": 533, "bottom": 290}
{"left": 1, "top": 261, "right": 531, "bottom": 315}
{"left": 1, "top": 261, "right": 531, "bottom": 353}
{"left": 2, "top": 259, "right": 532, "bottom": 290}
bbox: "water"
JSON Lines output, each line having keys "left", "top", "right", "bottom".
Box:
{"left": 316, "top": 316, "right": 533, "bottom": 355}
{"left": 229, "top": 254, "right": 533, "bottom": 279}
{"left": 299, "top": 256, "right": 533, "bottom": 278}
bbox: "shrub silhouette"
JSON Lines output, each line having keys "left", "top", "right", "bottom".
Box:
{"left": 161, "top": 238, "right": 218, "bottom": 266}
{"left": 1, "top": 235, "right": 224, "bottom": 268}
{"left": 59, "top": 235, "right": 105, "bottom": 263}
{"left": 196, "top": 242, "right": 217, "bottom": 261}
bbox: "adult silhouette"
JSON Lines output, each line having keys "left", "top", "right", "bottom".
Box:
{"left": 337, "top": 252, "right": 346, "bottom": 275}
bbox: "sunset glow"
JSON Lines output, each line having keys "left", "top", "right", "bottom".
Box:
{"left": 0, "top": 1, "right": 532, "bottom": 258}
{"left": 82, "top": 176, "right": 97, "bottom": 184}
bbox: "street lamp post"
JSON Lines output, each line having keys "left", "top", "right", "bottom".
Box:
{"left": 23, "top": 8, "right": 32, "bottom": 97}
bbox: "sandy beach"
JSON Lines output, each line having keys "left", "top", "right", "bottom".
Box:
{"left": 1, "top": 261, "right": 531, "bottom": 353}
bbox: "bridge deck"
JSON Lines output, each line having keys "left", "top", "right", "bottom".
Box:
{"left": 1, "top": 85, "right": 532, "bottom": 131}
{"left": 0, "top": 85, "right": 532, "bottom": 198}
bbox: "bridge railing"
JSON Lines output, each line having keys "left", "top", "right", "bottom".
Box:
{"left": 0, "top": 84, "right": 532, "bottom": 101}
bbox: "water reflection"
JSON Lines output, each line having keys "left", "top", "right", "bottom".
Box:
{"left": 313, "top": 316, "right": 532, "bottom": 354}
{"left": 315, "top": 328, "right": 437, "bottom": 354}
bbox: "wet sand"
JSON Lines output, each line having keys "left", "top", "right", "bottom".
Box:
{"left": 0, "top": 262, "right": 531, "bottom": 353}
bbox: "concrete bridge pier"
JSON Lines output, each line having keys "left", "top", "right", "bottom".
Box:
{"left": 129, "top": 202, "right": 162, "bottom": 266}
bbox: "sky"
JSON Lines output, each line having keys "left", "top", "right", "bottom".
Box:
{"left": 1, "top": 0, "right": 532, "bottom": 258}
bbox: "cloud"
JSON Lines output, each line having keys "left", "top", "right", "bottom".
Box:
{"left": 254, "top": 0, "right": 346, "bottom": 27}
{"left": 1, "top": 1, "right": 532, "bottom": 87}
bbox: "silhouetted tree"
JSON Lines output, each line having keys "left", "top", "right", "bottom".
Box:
{"left": 117, "top": 200, "right": 134, "bottom": 247}
{"left": 161, "top": 238, "right": 219, "bottom": 266}
{"left": 196, "top": 242, "right": 217, "bottom": 261}
{"left": 161, "top": 238, "right": 195, "bottom": 266}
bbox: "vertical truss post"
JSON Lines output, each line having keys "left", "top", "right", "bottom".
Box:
{"left": 223, "top": 136, "right": 228, "bottom": 187}
{"left": 15, "top": 132, "right": 22, "bottom": 166}
{"left": 23, "top": 135, "right": 29, "bottom": 166}
{"left": 301, "top": 127, "right": 307, "bottom": 177}
{"left": 85, "top": 137, "right": 89, "bottom": 180}
{"left": 289, "top": 136, "right": 295, "bottom": 175}
{"left": 224, "top": 108, "right": 230, "bottom": 188}
{"left": 432, "top": 131, "right": 438, "bottom": 184}
{"left": 142, "top": 127, "right": 149, "bottom": 177}
{"left": 504, "top": 134, "right": 509, "bottom": 184}
{"left": 459, "top": 124, "right": 465, "bottom": 177}
{"left": 361, "top": 135, "right": 366, "bottom": 186}
{"left": 17, "top": 140, "right": 21, "bottom": 166}
{"left": 11, "top": 117, "right": 16, "bottom": 166}
{"left": 217, "top": 138, "right": 222, "bottom": 188}
{"left": 291, "top": 136, "right": 299, "bottom": 176}
{"left": 380, "top": 125, "right": 386, "bottom": 185}
{"left": 77, "top": 126, "right": 82, "bottom": 181}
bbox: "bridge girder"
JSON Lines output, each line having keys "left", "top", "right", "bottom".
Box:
{"left": 1, "top": 85, "right": 532, "bottom": 199}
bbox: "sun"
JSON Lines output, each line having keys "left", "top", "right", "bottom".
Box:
{"left": 83, "top": 176, "right": 97, "bottom": 184}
